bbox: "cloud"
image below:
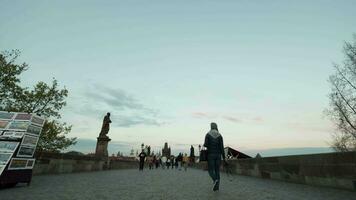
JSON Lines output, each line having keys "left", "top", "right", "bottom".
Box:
{"left": 69, "top": 84, "right": 161, "bottom": 127}
{"left": 85, "top": 84, "right": 157, "bottom": 114}
{"left": 192, "top": 111, "right": 261, "bottom": 124}
{"left": 222, "top": 116, "right": 242, "bottom": 123}
{"left": 191, "top": 112, "right": 217, "bottom": 119}
{"left": 252, "top": 117, "right": 264, "bottom": 122}
{"left": 113, "top": 115, "right": 161, "bottom": 127}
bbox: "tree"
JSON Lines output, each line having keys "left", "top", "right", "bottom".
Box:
{"left": 327, "top": 34, "right": 356, "bottom": 151}
{"left": 0, "top": 50, "right": 76, "bottom": 152}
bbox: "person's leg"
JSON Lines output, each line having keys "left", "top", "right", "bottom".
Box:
{"left": 214, "top": 155, "right": 221, "bottom": 191}
{"left": 215, "top": 156, "right": 221, "bottom": 182}
{"left": 139, "top": 161, "right": 143, "bottom": 170}
{"left": 207, "top": 156, "right": 216, "bottom": 182}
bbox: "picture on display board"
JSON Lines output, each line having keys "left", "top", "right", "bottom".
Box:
{"left": 0, "top": 141, "right": 19, "bottom": 152}
{"left": 8, "top": 158, "right": 28, "bottom": 170}
{"left": 30, "top": 116, "right": 45, "bottom": 127}
{"left": 26, "top": 124, "right": 42, "bottom": 136}
{"left": 0, "top": 120, "right": 10, "bottom": 130}
{"left": 21, "top": 135, "right": 39, "bottom": 147}
{"left": 0, "top": 165, "right": 5, "bottom": 175}
{"left": 0, "top": 112, "right": 15, "bottom": 120}
{"left": 14, "top": 131, "right": 25, "bottom": 138}
{"left": 0, "top": 152, "right": 13, "bottom": 165}
{"left": 26, "top": 159, "right": 35, "bottom": 169}
{"left": 1, "top": 131, "right": 14, "bottom": 137}
{"left": 8, "top": 121, "right": 30, "bottom": 131}
{"left": 17, "top": 146, "right": 36, "bottom": 157}
{"left": 15, "top": 113, "right": 32, "bottom": 121}
{"left": 0, "top": 131, "right": 25, "bottom": 139}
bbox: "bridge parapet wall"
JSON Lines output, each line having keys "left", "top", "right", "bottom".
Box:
{"left": 195, "top": 151, "right": 356, "bottom": 191}
{"left": 33, "top": 152, "right": 138, "bottom": 175}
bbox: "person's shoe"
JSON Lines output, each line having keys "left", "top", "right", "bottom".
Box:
{"left": 216, "top": 181, "right": 220, "bottom": 191}
{"left": 212, "top": 180, "right": 219, "bottom": 191}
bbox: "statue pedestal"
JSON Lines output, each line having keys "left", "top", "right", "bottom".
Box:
{"left": 95, "top": 136, "right": 111, "bottom": 158}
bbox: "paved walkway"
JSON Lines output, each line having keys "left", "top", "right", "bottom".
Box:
{"left": 0, "top": 168, "right": 355, "bottom": 200}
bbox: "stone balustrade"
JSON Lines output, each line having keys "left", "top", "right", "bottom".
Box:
{"left": 194, "top": 151, "right": 356, "bottom": 191}
{"left": 33, "top": 152, "right": 138, "bottom": 175}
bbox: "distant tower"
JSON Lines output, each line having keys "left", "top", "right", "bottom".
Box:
{"left": 162, "top": 142, "right": 171, "bottom": 157}
{"left": 190, "top": 145, "right": 195, "bottom": 157}
{"left": 147, "top": 146, "right": 151, "bottom": 155}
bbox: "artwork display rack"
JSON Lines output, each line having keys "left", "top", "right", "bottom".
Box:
{"left": 0, "top": 111, "right": 45, "bottom": 187}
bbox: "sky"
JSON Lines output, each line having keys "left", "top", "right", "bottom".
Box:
{"left": 1, "top": 0, "right": 356, "bottom": 156}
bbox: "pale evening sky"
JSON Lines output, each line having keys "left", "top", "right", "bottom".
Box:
{"left": 1, "top": 0, "right": 356, "bottom": 155}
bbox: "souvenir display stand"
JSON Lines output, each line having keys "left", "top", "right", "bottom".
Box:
{"left": 0, "top": 111, "right": 45, "bottom": 187}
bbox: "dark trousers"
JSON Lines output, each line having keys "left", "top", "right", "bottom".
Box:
{"left": 207, "top": 154, "right": 221, "bottom": 182}
{"left": 139, "top": 161, "right": 144, "bottom": 170}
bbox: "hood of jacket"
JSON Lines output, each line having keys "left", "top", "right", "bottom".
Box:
{"left": 208, "top": 129, "right": 221, "bottom": 139}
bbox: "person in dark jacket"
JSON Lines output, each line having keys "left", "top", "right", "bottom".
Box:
{"left": 138, "top": 150, "right": 147, "bottom": 171}
{"left": 203, "top": 122, "right": 226, "bottom": 191}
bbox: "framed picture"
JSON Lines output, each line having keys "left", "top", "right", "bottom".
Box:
{"left": 14, "top": 113, "right": 32, "bottom": 121}
{"left": 0, "top": 112, "right": 15, "bottom": 120}
{"left": 17, "top": 146, "right": 36, "bottom": 157}
{"left": 0, "top": 165, "right": 5, "bottom": 175}
{"left": 0, "top": 152, "right": 13, "bottom": 165}
{"left": 0, "top": 131, "right": 25, "bottom": 139}
{"left": 31, "top": 115, "right": 45, "bottom": 127}
{"left": 14, "top": 131, "right": 25, "bottom": 138}
{"left": 26, "top": 159, "right": 35, "bottom": 169}
{"left": 21, "top": 135, "right": 39, "bottom": 147}
{"left": 0, "top": 120, "right": 10, "bottom": 130}
{"left": 0, "top": 131, "right": 14, "bottom": 137}
{"left": 0, "top": 141, "right": 20, "bottom": 152}
{"left": 8, "top": 121, "right": 30, "bottom": 131}
{"left": 26, "top": 124, "right": 42, "bottom": 136}
{"left": 8, "top": 158, "right": 28, "bottom": 170}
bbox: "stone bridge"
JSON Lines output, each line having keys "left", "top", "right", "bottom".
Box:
{"left": 0, "top": 168, "right": 355, "bottom": 200}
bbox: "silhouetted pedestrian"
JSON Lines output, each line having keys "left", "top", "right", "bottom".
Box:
{"left": 171, "top": 156, "right": 175, "bottom": 169}
{"left": 138, "top": 150, "right": 147, "bottom": 171}
{"left": 203, "top": 122, "right": 227, "bottom": 191}
{"left": 156, "top": 157, "right": 160, "bottom": 169}
{"left": 148, "top": 156, "right": 153, "bottom": 170}
{"left": 166, "top": 157, "right": 171, "bottom": 169}
{"left": 183, "top": 153, "right": 189, "bottom": 171}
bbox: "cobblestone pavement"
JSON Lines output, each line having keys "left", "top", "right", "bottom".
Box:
{"left": 0, "top": 168, "right": 355, "bottom": 200}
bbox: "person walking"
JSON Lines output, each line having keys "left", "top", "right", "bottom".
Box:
{"left": 147, "top": 156, "right": 153, "bottom": 170}
{"left": 183, "top": 153, "right": 189, "bottom": 171}
{"left": 138, "top": 150, "right": 147, "bottom": 171}
{"left": 156, "top": 156, "right": 160, "bottom": 169}
{"left": 161, "top": 156, "right": 167, "bottom": 169}
{"left": 166, "top": 157, "right": 171, "bottom": 169}
{"left": 203, "top": 122, "right": 227, "bottom": 191}
{"left": 171, "top": 156, "right": 175, "bottom": 169}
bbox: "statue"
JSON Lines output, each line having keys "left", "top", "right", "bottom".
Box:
{"left": 189, "top": 145, "right": 196, "bottom": 164}
{"left": 190, "top": 145, "right": 195, "bottom": 157}
{"left": 99, "top": 112, "right": 112, "bottom": 137}
{"left": 95, "top": 112, "right": 112, "bottom": 159}
{"left": 147, "top": 146, "right": 151, "bottom": 156}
